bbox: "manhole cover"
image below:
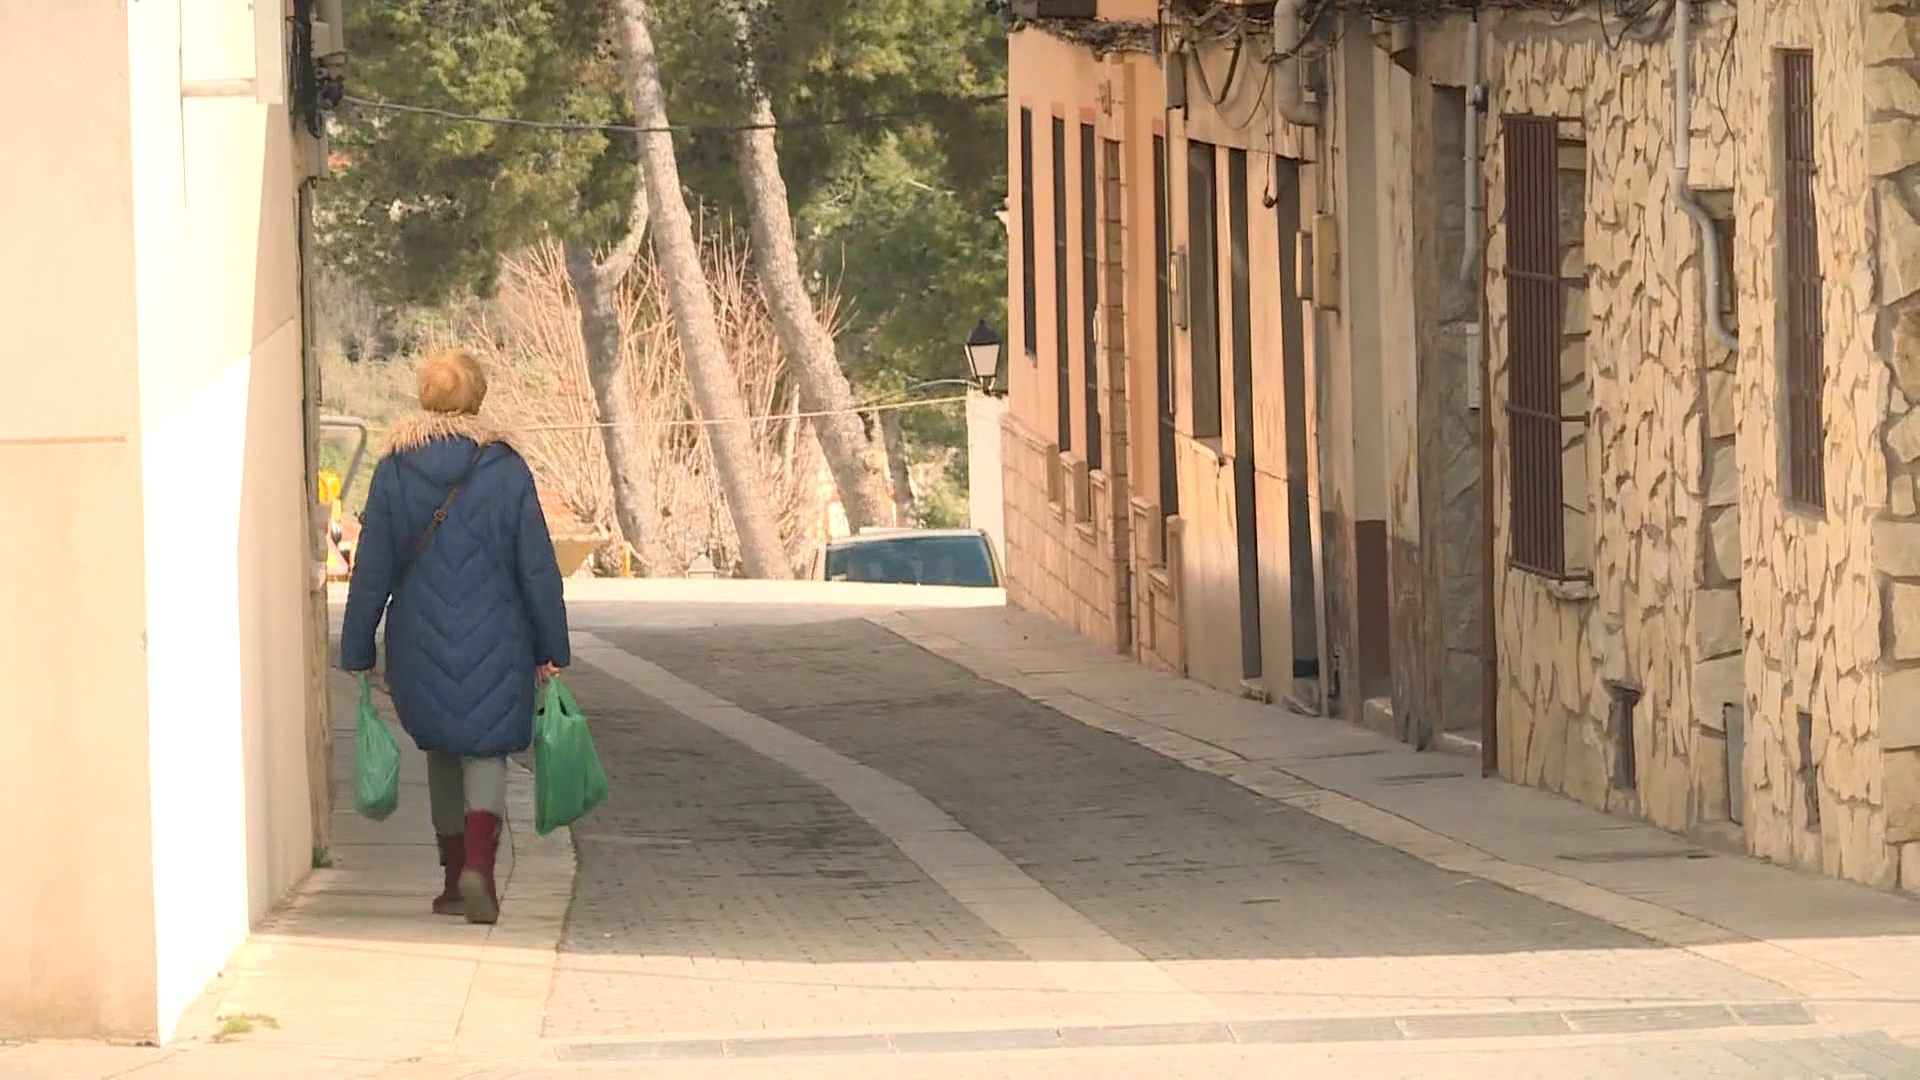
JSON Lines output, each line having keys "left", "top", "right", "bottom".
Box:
{"left": 1557, "top": 849, "right": 1711, "bottom": 863}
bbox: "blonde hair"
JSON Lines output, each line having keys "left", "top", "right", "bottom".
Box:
{"left": 417, "top": 347, "right": 488, "bottom": 415}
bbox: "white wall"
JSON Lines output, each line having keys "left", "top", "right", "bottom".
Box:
{"left": 0, "top": 0, "right": 312, "bottom": 1042}
{"left": 0, "top": 0, "right": 162, "bottom": 1040}
{"left": 967, "top": 393, "right": 1008, "bottom": 564}
{"left": 127, "top": 0, "right": 246, "bottom": 1043}
{"left": 137, "top": 0, "right": 313, "bottom": 1040}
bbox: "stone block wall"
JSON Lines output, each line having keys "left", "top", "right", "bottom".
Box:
{"left": 1691, "top": 199, "right": 1743, "bottom": 827}
{"left": 1001, "top": 417, "right": 1131, "bottom": 649}
{"left": 1128, "top": 497, "right": 1187, "bottom": 674}
{"left": 1868, "top": 0, "right": 1920, "bottom": 893}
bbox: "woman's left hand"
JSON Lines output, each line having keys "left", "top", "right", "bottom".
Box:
{"left": 537, "top": 662, "right": 561, "bottom": 682}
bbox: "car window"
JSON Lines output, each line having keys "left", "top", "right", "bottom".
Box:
{"left": 824, "top": 535, "right": 996, "bottom": 587}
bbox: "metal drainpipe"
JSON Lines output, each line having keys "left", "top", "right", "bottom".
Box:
{"left": 1460, "top": 9, "right": 1499, "bottom": 777}
{"left": 1461, "top": 10, "right": 1485, "bottom": 397}
{"left": 1673, "top": 0, "right": 1738, "bottom": 349}
{"left": 1274, "top": 0, "right": 1323, "bottom": 127}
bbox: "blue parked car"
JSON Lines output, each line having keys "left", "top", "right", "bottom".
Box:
{"left": 812, "top": 528, "right": 1002, "bottom": 588}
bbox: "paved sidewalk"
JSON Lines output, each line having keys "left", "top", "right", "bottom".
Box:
{"left": 0, "top": 670, "right": 579, "bottom": 1078}
{"left": 869, "top": 606, "right": 1920, "bottom": 1040}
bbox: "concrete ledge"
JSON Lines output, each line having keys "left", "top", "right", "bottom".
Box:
{"left": 1432, "top": 731, "right": 1484, "bottom": 760}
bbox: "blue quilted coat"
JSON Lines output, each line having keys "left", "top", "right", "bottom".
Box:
{"left": 339, "top": 415, "right": 570, "bottom": 757}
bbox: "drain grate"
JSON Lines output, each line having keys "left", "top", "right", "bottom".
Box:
{"left": 1557, "top": 849, "right": 1712, "bottom": 863}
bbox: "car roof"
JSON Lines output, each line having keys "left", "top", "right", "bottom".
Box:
{"left": 826, "top": 528, "right": 988, "bottom": 549}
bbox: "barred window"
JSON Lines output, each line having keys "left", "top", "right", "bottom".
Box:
{"left": 1503, "top": 114, "right": 1591, "bottom": 579}
{"left": 1780, "top": 48, "right": 1825, "bottom": 510}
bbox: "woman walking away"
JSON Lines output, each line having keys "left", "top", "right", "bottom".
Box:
{"left": 339, "top": 347, "right": 571, "bottom": 925}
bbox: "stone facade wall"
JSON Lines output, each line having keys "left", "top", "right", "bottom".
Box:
{"left": 1484, "top": 1, "right": 1915, "bottom": 890}
{"left": 1483, "top": 9, "right": 1726, "bottom": 831}
{"left": 1867, "top": 0, "right": 1920, "bottom": 892}
{"left": 1424, "top": 86, "right": 1488, "bottom": 739}
{"left": 1729, "top": 0, "right": 1891, "bottom": 887}
{"left": 1389, "top": 71, "right": 1486, "bottom": 746}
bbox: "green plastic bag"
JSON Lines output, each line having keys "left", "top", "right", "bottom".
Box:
{"left": 353, "top": 674, "right": 402, "bottom": 821}
{"left": 534, "top": 677, "right": 608, "bottom": 836}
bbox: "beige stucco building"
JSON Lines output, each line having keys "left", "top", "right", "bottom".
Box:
{"left": 0, "top": 0, "right": 334, "bottom": 1040}
{"left": 1001, "top": 0, "right": 1920, "bottom": 894}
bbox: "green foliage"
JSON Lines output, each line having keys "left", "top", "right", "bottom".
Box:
{"left": 324, "top": 0, "right": 1008, "bottom": 509}
{"left": 324, "top": 0, "right": 632, "bottom": 304}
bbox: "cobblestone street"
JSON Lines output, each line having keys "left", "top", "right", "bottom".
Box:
{"left": 11, "top": 587, "right": 1920, "bottom": 1079}
{"left": 531, "top": 594, "right": 1920, "bottom": 1076}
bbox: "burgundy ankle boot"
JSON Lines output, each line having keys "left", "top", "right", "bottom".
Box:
{"left": 458, "top": 810, "right": 503, "bottom": 925}
{"left": 433, "top": 834, "right": 465, "bottom": 916}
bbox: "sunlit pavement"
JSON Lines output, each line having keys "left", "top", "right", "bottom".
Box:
{"left": 9, "top": 581, "right": 1920, "bottom": 1078}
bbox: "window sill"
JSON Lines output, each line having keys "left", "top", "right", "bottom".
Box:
{"left": 1781, "top": 496, "right": 1828, "bottom": 524}
{"left": 1543, "top": 576, "right": 1597, "bottom": 603}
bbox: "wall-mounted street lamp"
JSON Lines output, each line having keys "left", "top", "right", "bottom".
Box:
{"left": 965, "top": 320, "right": 1006, "bottom": 397}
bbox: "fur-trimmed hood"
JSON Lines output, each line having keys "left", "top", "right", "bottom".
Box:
{"left": 381, "top": 411, "right": 516, "bottom": 457}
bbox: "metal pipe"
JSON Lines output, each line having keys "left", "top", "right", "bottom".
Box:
{"left": 1672, "top": 0, "right": 1738, "bottom": 349}
{"left": 1459, "top": 14, "right": 1483, "bottom": 285}
{"left": 1273, "top": 0, "right": 1323, "bottom": 127}
{"left": 1462, "top": 7, "right": 1498, "bottom": 778}
{"left": 1461, "top": 11, "right": 1486, "bottom": 407}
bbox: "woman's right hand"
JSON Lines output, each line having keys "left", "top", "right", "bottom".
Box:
{"left": 537, "top": 662, "right": 561, "bottom": 682}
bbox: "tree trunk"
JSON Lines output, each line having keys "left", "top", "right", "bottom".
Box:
{"left": 612, "top": 0, "right": 790, "bottom": 578}
{"left": 561, "top": 236, "right": 663, "bottom": 575}
{"left": 880, "top": 409, "right": 916, "bottom": 527}
{"left": 724, "top": 0, "right": 890, "bottom": 533}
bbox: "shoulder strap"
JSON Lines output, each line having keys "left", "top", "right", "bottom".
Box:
{"left": 393, "top": 445, "right": 486, "bottom": 589}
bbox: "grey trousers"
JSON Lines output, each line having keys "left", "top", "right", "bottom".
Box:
{"left": 425, "top": 753, "right": 509, "bottom": 836}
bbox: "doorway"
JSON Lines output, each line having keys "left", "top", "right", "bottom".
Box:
{"left": 1152, "top": 135, "right": 1179, "bottom": 550}
{"left": 1227, "top": 149, "right": 1262, "bottom": 684}
{"left": 1275, "top": 157, "right": 1319, "bottom": 687}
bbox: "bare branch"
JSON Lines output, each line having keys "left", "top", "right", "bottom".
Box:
{"left": 593, "top": 181, "right": 652, "bottom": 289}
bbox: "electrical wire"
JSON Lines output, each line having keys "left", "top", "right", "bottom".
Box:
{"left": 339, "top": 94, "right": 1007, "bottom": 136}
{"left": 353, "top": 393, "right": 972, "bottom": 437}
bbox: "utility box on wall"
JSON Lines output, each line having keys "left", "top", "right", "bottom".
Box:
{"left": 1311, "top": 213, "right": 1340, "bottom": 309}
